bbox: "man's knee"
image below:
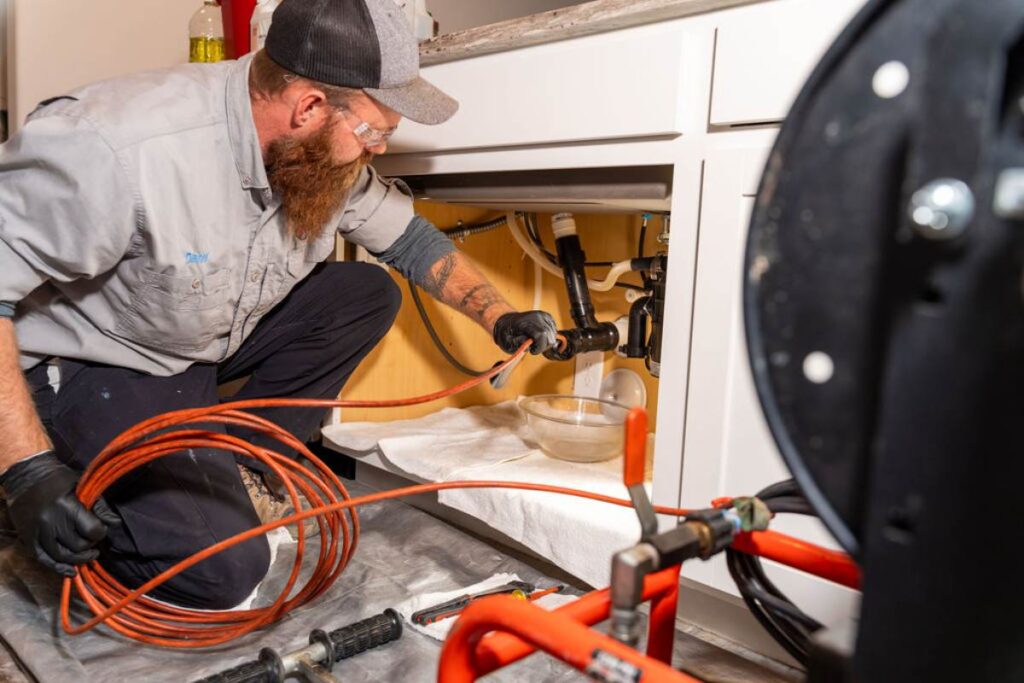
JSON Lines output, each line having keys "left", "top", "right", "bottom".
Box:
{"left": 326, "top": 262, "right": 402, "bottom": 325}
{"left": 156, "top": 535, "right": 271, "bottom": 610}
{"left": 373, "top": 266, "right": 403, "bottom": 324}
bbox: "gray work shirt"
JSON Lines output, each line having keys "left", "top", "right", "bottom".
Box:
{"left": 0, "top": 53, "right": 415, "bottom": 376}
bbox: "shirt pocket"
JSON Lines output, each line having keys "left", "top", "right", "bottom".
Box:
{"left": 116, "top": 266, "right": 235, "bottom": 352}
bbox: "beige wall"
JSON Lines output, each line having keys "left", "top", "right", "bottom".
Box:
{"left": 6, "top": 0, "right": 195, "bottom": 132}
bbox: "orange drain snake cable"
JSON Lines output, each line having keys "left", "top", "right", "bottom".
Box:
{"left": 64, "top": 342, "right": 688, "bottom": 648}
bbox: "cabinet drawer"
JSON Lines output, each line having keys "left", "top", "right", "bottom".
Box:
{"left": 388, "top": 23, "right": 688, "bottom": 154}
{"left": 709, "top": 0, "right": 866, "bottom": 127}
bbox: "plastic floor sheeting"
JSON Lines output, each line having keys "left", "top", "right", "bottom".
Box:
{"left": 0, "top": 482, "right": 799, "bottom": 683}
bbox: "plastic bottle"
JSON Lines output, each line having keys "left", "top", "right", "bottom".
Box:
{"left": 189, "top": 0, "right": 225, "bottom": 63}
{"left": 250, "top": 0, "right": 281, "bottom": 52}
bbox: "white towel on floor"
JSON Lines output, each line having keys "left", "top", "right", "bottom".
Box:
{"left": 323, "top": 402, "right": 533, "bottom": 481}
{"left": 394, "top": 573, "right": 576, "bottom": 641}
{"left": 323, "top": 402, "right": 657, "bottom": 587}
{"left": 438, "top": 455, "right": 647, "bottom": 588}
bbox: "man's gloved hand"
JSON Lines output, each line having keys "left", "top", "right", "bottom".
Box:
{"left": 492, "top": 311, "right": 558, "bottom": 355}
{"left": 0, "top": 451, "right": 120, "bottom": 577}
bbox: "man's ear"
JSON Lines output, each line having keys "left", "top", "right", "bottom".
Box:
{"left": 290, "top": 88, "right": 329, "bottom": 130}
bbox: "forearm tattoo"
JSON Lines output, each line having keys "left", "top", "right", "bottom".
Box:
{"left": 460, "top": 284, "right": 506, "bottom": 320}
{"left": 422, "top": 252, "right": 457, "bottom": 300}
{"left": 422, "top": 251, "right": 514, "bottom": 328}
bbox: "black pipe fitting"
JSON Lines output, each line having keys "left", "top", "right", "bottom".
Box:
{"left": 647, "top": 256, "right": 668, "bottom": 377}
{"left": 626, "top": 296, "right": 652, "bottom": 358}
{"left": 555, "top": 233, "right": 600, "bottom": 329}
{"left": 544, "top": 323, "right": 620, "bottom": 361}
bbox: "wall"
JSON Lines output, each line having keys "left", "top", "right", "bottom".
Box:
{"left": 6, "top": 0, "right": 195, "bottom": 132}
{"left": 341, "top": 202, "right": 663, "bottom": 429}
{"left": 427, "top": 0, "right": 582, "bottom": 34}
{"left": 0, "top": 0, "right": 7, "bottom": 114}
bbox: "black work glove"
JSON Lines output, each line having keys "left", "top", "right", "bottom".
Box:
{"left": 492, "top": 311, "right": 558, "bottom": 355}
{"left": 0, "top": 451, "right": 120, "bottom": 577}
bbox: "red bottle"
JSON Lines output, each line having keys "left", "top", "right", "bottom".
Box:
{"left": 219, "top": 0, "right": 258, "bottom": 58}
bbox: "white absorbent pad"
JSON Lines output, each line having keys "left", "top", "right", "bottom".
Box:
{"left": 323, "top": 402, "right": 657, "bottom": 587}
{"left": 323, "top": 402, "right": 533, "bottom": 481}
{"left": 394, "top": 572, "right": 576, "bottom": 641}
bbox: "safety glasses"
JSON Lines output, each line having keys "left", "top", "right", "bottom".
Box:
{"left": 338, "top": 107, "right": 397, "bottom": 148}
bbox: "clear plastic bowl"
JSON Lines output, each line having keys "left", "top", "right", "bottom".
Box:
{"left": 519, "top": 394, "right": 629, "bottom": 463}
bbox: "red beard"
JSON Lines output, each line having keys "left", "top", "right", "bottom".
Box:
{"left": 265, "top": 114, "right": 372, "bottom": 241}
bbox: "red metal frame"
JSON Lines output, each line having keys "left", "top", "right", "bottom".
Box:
{"left": 468, "top": 566, "right": 681, "bottom": 675}
{"left": 732, "top": 530, "right": 861, "bottom": 590}
{"left": 440, "top": 595, "right": 700, "bottom": 683}
{"left": 438, "top": 530, "right": 860, "bottom": 682}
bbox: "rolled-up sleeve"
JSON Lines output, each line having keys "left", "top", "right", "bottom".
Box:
{"left": 336, "top": 164, "right": 415, "bottom": 253}
{"left": 372, "top": 215, "right": 456, "bottom": 283}
{"left": 0, "top": 113, "right": 137, "bottom": 303}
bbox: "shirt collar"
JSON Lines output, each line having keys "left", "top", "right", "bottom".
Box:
{"left": 225, "top": 53, "right": 270, "bottom": 192}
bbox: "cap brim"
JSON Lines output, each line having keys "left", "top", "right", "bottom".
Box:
{"left": 365, "top": 76, "right": 459, "bottom": 125}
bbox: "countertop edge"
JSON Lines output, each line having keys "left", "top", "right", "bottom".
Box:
{"left": 419, "top": 0, "right": 769, "bottom": 67}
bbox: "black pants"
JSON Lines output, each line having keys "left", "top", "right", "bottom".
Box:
{"left": 26, "top": 263, "right": 400, "bottom": 609}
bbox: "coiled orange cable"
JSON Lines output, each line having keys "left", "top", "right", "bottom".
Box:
{"left": 64, "top": 342, "right": 687, "bottom": 648}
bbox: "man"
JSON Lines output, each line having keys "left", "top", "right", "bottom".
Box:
{"left": 0, "top": 0, "right": 557, "bottom": 609}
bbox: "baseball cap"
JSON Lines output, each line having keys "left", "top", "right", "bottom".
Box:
{"left": 265, "top": 0, "right": 458, "bottom": 125}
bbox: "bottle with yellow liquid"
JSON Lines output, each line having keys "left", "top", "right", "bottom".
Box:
{"left": 189, "top": 0, "right": 225, "bottom": 63}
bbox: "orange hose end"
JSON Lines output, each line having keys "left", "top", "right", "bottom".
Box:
{"left": 623, "top": 407, "right": 648, "bottom": 488}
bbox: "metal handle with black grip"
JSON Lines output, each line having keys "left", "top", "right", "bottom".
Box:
{"left": 194, "top": 611, "right": 401, "bottom": 683}
{"left": 310, "top": 608, "right": 403, "bottom": 668}
{"left": 192, "top": 649, "right": 281, "bottom": 683}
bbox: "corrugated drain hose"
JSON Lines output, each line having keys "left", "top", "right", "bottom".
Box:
{"left": 62, "top": 342, "right": 690, "bottom": 648}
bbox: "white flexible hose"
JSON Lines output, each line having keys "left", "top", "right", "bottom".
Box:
{"left": 590, "top": 260, "right": 634, "bottom": 293}
{"left": 505, "top": 212, "right": 633, "bottom": 293}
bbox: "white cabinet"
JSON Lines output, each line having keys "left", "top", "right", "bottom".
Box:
{"left": 680, "top": 144, "right": 859, "bottom": 632}
{"left": 387, "top": 21, "right": 690, "bottom": 155}
{"left": 709, "top": 0, "right": 865, "bottom": 126}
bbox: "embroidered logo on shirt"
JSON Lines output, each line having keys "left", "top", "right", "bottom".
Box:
{"left": 185, "top": 251, "right": 210, "bottom": 264}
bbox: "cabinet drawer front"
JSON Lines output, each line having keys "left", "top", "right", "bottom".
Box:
{"left": 388, "top": 24, "right": 688, "bottom": 154}
{"left": 710, "top": 0, "right": 865, "bottom": 127}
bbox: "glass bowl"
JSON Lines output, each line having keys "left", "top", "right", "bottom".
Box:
{"left": 519, "top": 394, "right": 629, "bottom": 463}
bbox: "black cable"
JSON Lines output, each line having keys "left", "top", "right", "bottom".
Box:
{"left": 763, "top": 497, "right": 815, "bottom": 516}
{"left": 407, "top": 281, "right": 487, "bottom": 377}
{"left": 725, "top": 479, "right": 824, "bottom": 666}
{"left": 638, "top": 215, "right": 648, "bottom": 259}
{"left": 522, "top": 213, "right": 559, "bottom": 264}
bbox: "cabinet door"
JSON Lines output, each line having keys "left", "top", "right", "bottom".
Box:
{"left": 681, "top": 144, "right": 859, "bottom": 632}
{"left": 710, "top": 0, "right": 867, "bottom": 126}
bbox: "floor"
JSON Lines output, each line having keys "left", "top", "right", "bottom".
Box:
{"left": 0, "top": 483, "right": 801, "bottom": 682}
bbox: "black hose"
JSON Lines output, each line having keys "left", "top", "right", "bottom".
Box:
{"left": 638, "top": 215, "right": 649, "bottom": 259}
{"left": 725, "top": 479, "right": 824, "bottom": 666}
{"left": 407, "top": 281, "right": 487, "bottom": 377}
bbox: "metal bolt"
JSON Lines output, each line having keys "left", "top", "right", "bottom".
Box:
{"left": 656, "top": 214, "right": 671, "bottom": 245}
{"left": 993, "top": 168, "right": 1024, "bottom": 220}
{"left": 909, "top": 178, "right": 975, "bottom": 240}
